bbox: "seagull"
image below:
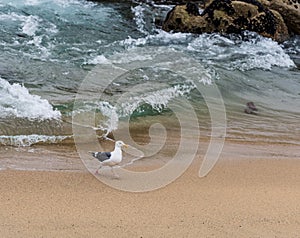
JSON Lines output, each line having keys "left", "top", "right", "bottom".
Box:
{"left": 89, "top": 140, "right": 128, "bottom": 178}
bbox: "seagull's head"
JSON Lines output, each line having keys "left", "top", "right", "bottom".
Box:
{"left": 115, "top": 140, "right": 128, "bottom": 149}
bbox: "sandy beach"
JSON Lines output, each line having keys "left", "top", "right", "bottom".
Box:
{"left": 1, "top": 0, "right": 299, "bottom": 237}
{"left": 1, "top": 142, "right": 300, "bottom": 237}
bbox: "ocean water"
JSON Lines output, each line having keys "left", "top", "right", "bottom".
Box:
{"left": 0, "top": 0, "right": 299, "bottom": 168}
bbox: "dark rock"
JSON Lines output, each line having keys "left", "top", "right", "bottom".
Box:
{"left": 244, "top": 102, "right": 258, "bottom": 114}
{"left": 247, "top": 102, "right": 257, "bottom": 111}
{"left": 244, "top": 108, "right": 258, "bottom": 114}
{"left": 162, "top": 5, "right": 207, "bottom": 33}
{"left": 259, "top": 0, "right": 300, "bottom": 35}
{"left": 200, "top": 0, "right": 235, "bottom": 17}
{"left": 200, "top": 0, "right": 279, "bottom": 38}
{"left": 135, "top": 0, "right": 207, "bottom": 6}
{"left": 16, "top": 33, "right": 27, "bottom": 38}
{"left": 162, "top": 0, "right": 290, "bottom": 42}
{"left": 186, "top": 2, "right": 200, "bottom": 16}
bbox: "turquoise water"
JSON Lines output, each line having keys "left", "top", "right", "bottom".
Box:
{"left": 0, "top": 0, "right": 299, "bottom": 148}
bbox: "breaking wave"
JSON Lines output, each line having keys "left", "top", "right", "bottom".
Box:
{"left": 0, "top": 77, "right": 61, "bottom": 120}
{"left": 187, "top": 32, "right": 295, "bottom": 71}
{"left": 0, "top": 134, "right": 71, "bottom": 147}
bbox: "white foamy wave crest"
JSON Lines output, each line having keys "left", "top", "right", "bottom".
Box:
{"left": 98, "top": 102, "right": 119, "bottom": 136}
{"left": 0, "top": 135, "right": 71, "bottom": 147}
{"left": 87, "top": 55, "right": 111, "bottom": 65}
{"left": 119, "top": 83, "right": 196, "bottom": 116}
{"left": 25, "top": 0, "right": 40, "bottom": 5}
{"left": 21, "top": 0, "right": 95, "bottom": 7}
{"left": 120, "top": 30, "right": 192, "bottom": 48}
{"left": 0, "top": 12, "right": 28, "bottom": 21}
{"left": 22, "top": 15, "right": 40, "bottom": 36}
{"left": 132, "top": 5, "right": 148, "bottom": 35}
{"left": 0, "top": 12, "right": 57, "bottom": 59}
{"left": 0, "top": 13, "right": 41, "bottom": 36}
{"left": 0, "top": 78, "right": 61, "bottom": 120}
{"left": 53, "top": 0, "right": 96, "bottom": 8}
{"left": 98, "top": 83, "right": 195, "bottom": 135}
{"left": 231, "top": 37, "right": 295, "bottom": 70}
{"left": 108, "top": 52, "right": 153, "bottom": 65}
{"left": 187, "top": 33, "right": 295, "bottom": 71}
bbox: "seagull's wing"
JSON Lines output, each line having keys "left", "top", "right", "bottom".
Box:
{"left": 90, "top": 152, "right": 111, "bottom": 162}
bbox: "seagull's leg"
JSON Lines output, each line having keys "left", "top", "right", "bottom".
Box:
{"left": 95, "top": 164, "right": 102, "bottom": 175}
{"left": 111, "top": 167, "right": 119, "bottom": 179}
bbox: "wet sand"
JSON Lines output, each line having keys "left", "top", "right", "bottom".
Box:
{"left": 1, "top": 141, "right": 300, "bottom": 237}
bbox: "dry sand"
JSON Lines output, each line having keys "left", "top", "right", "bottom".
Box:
{"left": 1, "top": 142, "right": 300, "bottom": 237}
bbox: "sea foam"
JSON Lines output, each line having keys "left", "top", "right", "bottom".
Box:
{"left": 96, "top": 82, "right": 196, "bottom": 135}
{"left": 0, "top": 78, "right": 61, "bottom": 120}
{"left": 187, "top": 33, "right": 295, "bottom": 71}
{"left": 0, "top": 134, "right": 71, "bottom": 147}
{"left": 132, "top": 5, "right": 148, "bottom": 35}
{"left": 22, "top": 15, "right": 40, "bottom": 36}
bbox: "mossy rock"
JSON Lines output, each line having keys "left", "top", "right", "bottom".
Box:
{"left": 162, "top": 0, "right": 290, "bottom": 42}
{"left": 259, "top": 0, "right": 300, "bottom": 35}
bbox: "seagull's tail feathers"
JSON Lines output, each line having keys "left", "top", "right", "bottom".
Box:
{"left": 88, "top": 151, "right": 98, "bottom": 159}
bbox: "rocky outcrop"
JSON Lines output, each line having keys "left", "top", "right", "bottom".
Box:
{"left": 259, "top": 0, "right": 300, "bottom": 35}
{"left": 162, "top": 0, "right": 296, "bottom": 42}
{"left": 134, "top": 0, "right": 208, "bottom": 6}
{"left": 163, "top": 4, "right": 208, "bottom": 33}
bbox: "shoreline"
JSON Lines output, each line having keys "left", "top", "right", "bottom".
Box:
{"left": 0, "top": 138, "right": 299, "bottom": 172}
{"left": 1, "top": 140, "right": 300, "bottom": 237}
{"left": 1, "top": 159, "right": 300, "bottom": 237}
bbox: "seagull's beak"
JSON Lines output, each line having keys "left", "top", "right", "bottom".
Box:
{"left": 123, "top": 144, "right": 129, "bottom": 148}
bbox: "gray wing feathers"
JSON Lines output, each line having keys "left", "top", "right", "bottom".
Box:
{"left": 91, "top": 152, "right": 111, "bottom": 162}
